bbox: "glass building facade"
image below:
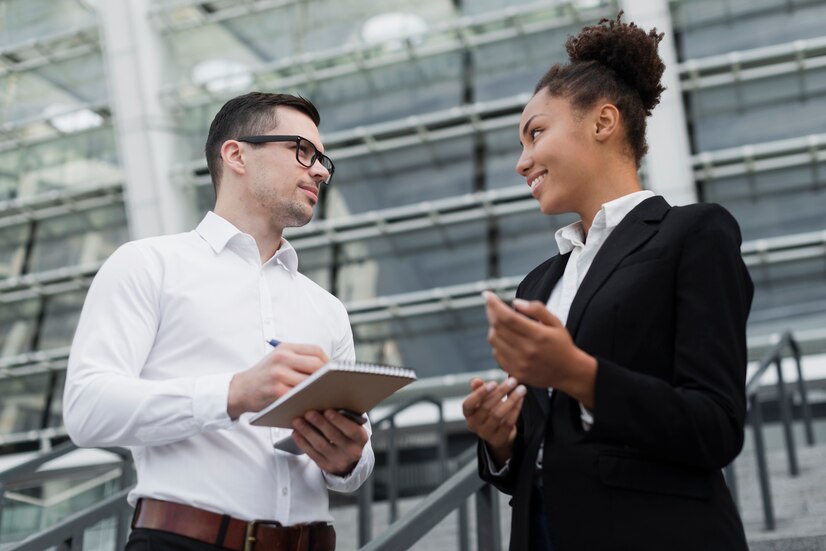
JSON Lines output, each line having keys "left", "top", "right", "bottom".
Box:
{"left": 0, "top": 0, "right": 825, "bottom": 456}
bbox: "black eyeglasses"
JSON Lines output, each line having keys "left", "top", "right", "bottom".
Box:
{"left": 237, "top": 135, "right": 335, "bottom": 184}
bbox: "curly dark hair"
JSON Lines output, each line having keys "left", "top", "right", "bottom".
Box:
{"left": 534, "top": 12, "right": 665, "bottom": 167}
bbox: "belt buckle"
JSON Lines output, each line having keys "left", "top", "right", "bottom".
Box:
{"left": 243, "top": 519, "right": 281, "bottom": 551}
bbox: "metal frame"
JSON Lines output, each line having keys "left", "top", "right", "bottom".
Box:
{"left": 726, "top": 331, "right": 815, "bottom": 531}
{"left": 155, "top": 1, "right": 617, "bottom": 111}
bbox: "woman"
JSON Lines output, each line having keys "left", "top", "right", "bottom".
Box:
{"left": 462, "top": 14, "right": 752, "bottom": 551}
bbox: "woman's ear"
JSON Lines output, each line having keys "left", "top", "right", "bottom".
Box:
{"left": 593, "top": 103, "right": 620, "bottom": 142}
{"left": 220, "top": 139, "right": 246, "bottom": 176}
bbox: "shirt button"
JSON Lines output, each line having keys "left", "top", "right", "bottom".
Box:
{"left": 282, "top": 487, "right": 288, "bottom": 496}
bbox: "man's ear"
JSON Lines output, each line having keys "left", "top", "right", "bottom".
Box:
{"left": 220, "top": 139, "right": 246, "bottom": 176}
{"left": 593, "top": 103, "right": 620, "bottom": 142}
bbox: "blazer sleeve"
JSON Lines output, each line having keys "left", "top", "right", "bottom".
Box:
{"left": 589, "top": 205, "right": 753, "bottom": 470}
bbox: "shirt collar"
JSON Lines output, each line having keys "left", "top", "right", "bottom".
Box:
{"left": 554, "top": 190, "right": 656, "bottom": 254}
{"left": 195, "top": 211, "right": 299, "bottom": 274}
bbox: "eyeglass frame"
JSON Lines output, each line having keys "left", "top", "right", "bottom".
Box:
{"left": 236, "top": 135, "right": 335, "bottom": 184}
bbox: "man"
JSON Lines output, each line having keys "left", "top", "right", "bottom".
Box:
{"left": 64, "top": 92, "right": 373, "bottom": 551}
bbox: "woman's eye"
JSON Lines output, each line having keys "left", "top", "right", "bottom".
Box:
{"left": 530, "top": 128, "right": 542, "bottom": 140}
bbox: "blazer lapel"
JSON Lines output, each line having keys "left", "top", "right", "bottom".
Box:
{"left": 519, "top": 253, "right": 569, "bottom": 303}
{"left": 565, "top": 196, "right": 670, "bottom": 338}
{"left": 516, "top": 254, "right": 568, "bottom": 416}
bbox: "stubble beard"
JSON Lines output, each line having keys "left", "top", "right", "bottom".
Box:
{"left": 279, "top": 197, "right": 313, "bottom": 228}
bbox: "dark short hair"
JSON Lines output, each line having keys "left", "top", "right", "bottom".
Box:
{"left": 205, "top": 92, "right": 321, "bottom": 191}
{"left": 534, "top": 13, "right": 665, "bottom": 167}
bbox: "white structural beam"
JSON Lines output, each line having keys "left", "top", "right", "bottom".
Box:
{"left": 98, "top": 0, "right": 191, "bottom": 238}
{"left": 621, "top": 0, "right": 696, "bottom": 206}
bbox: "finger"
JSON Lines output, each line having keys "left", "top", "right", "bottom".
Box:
{"left": 489, "top": 305, "right": 543, "bottom": 340}
{"left": 270, "top": 349, "right": 327, "bottom": 374}
{"left": 323, "top": 410, "right": 368, "bottom": 445}
{"left": 502, "top": 386, "right": 527, "bottom": 426}
{"left": 479, "top": 385, "right": 525, "bottom": 435}
{"left": 290, "top": 428, "right": 329, "bottom": 467}
{"left": 488, "top": 323, "right": 533, "bottom": 358}
{"left": 512, "top": 299, "right": 562, "bottom": 327}
{"left": 480, "top": 377, "right": 519, "bottom": 411}
{"left": 276, "top": 343, "right": 330, "bottom": 363}
{"left": 470, "top": 377, "right": 486, "bottom": 390}
{"left": 462, "top": 379, "right": 496, "bottom": 416}
{"left": 483, "top": 291, "right": 512, "bottom": 324}
{"left": 293, "top": 416, "right": 333, "bottom": 453}
{"left": 272, "top": 366, "right": 310, "bottom": 388}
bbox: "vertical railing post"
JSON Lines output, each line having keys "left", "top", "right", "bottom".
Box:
{"left": 0, "top": 483, "right": 6, "bottom": 542}
{"left": 358, "top": 475, "right": 374, "bottom": 546}
{"left": 458, "top": 500, "right": 470, "bottom": 551}
{"left": 788, "top": 335, "right": 815, "bottom": 446}
{"left": 387, "top": 419, "right": 399, "bottom": 523}
{"left": 750, "top": 393, "right": 775, "bottom": 531}
{"left": 476, "top": 484, "right": 501, "bottom": 551}
{"left": 774, "top": 358, "right": 798, "bottom": 476}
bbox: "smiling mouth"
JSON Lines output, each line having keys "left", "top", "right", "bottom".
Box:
{"left": 529, "top": 173, "right": 546, "bottom": 194}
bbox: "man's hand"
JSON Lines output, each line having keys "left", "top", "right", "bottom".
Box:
{"left": 227, "top": 343, "right": 328, "bottom": 420}
{"left": 291, "top": 409, "right": 369, "bottom": 476}
{"left": 484, "top": 291, "right": 597, "bottom": 408}
{"left": 462, "top": 376, "right": 525, "bottom": 469}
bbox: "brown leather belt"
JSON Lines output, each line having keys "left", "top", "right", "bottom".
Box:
{"left": 131, "top": 498, "right": 335, "bottom": 551}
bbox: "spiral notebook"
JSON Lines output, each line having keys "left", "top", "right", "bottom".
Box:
{"left": 249, "top": 360, "right": 417, "bottom": 428}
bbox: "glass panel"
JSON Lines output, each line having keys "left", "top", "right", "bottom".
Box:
{"left": 337, "top": 219, "right": 488, "bottom": 302}
{"left": 38, "top": 290, "right": 88, "bottom": 351}
{"left": 330, "top": 136, "right": 475, "bottom": 216}
{"left": 472, "top": 27, "right": 571, "bottom": 102}
{"left": 497, "top": 209, "right": 576, "bottom": 278}
{"left": 0, "top": 0, "right": 96, "bottom": 49}
{"left": 675, "top": 0, "right": 826, "bottom": 58}
{"left": 0, "top": 371, "right": 49, "bottom": 433}
{"left": 0, "top": 298, "right": 40, "bottom": 358}
{"left": 28, "top": 203, "right": 128, "bottom": 273}
{"left": 354, "top": 306, "right": 494, "bottom": 377}
{"left": 701, "top": 161, "right": 826, "bottom": 241}
{"left": 687, "top": 71, "right": 826, "bottom": 152}
{"left": 748, "top": 256, "right": 826, "bottom": 336}
{"left": 0, "top": 52, "right": 108, "bottom": 128}
{"left": 0, "top": 223, "right": 31, "bottom": 279}
{"left": 7, "top": 126, "right": 121, "bottom": 199}
{"left": 484, "top": 126, "right": 523, "bottom": 190}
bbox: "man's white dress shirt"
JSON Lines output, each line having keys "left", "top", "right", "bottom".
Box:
{"left": 64, "top": 211, "right": 374, "bottom": 524}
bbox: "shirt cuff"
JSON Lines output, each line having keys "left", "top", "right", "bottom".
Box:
{"left": 193, "top": 372, "right": 236, "bottom": 430}
{"left": 579, "top": 401, "right": 594, "bottom": 432}
{"left": 481, "top": 442, "right": 511, "bottom": 477}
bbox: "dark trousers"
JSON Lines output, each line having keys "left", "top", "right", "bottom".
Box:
{"left": 530, "top": 487, "right": 554, "bottom": 551}
{"left": 126, "top": 528, "right": 225, "bottom": 551}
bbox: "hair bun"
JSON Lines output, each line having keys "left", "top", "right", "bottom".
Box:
{"left": 566, "top": 12, "right": 665, "bottom": 115}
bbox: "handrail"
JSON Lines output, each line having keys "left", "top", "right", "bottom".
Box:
{"left": 360, "top": 448, "right": 500, "bottom": 551}
{"left": 357, "top": 395, "right": 450, "bottom": 546}
{"left": 728, "top": 331, "right": 815, "bottom": 530}
{"left": 0, "top": 441, "right": 134, "bottom": 548}
{"left": 6, "top": 487, "right": 133, "bottom": 551}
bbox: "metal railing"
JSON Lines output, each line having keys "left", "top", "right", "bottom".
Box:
{"left": 725, "top": 331, "right": 815, "bottom": 530}
{"left": 360, "top": 446, "right": 500, "bottom": 551}
{"left": 0, "top": 441, "right": 134, "bottom": 550}
{"left": 357, "top": 395, "right": 450, "bottom": 546}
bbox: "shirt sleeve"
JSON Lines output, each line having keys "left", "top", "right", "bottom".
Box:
{"left": 323, "top": 301, "right": 375, "bottom": 492}
{"left": 63, "top": 242, "right": 235, "bottom": 448}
